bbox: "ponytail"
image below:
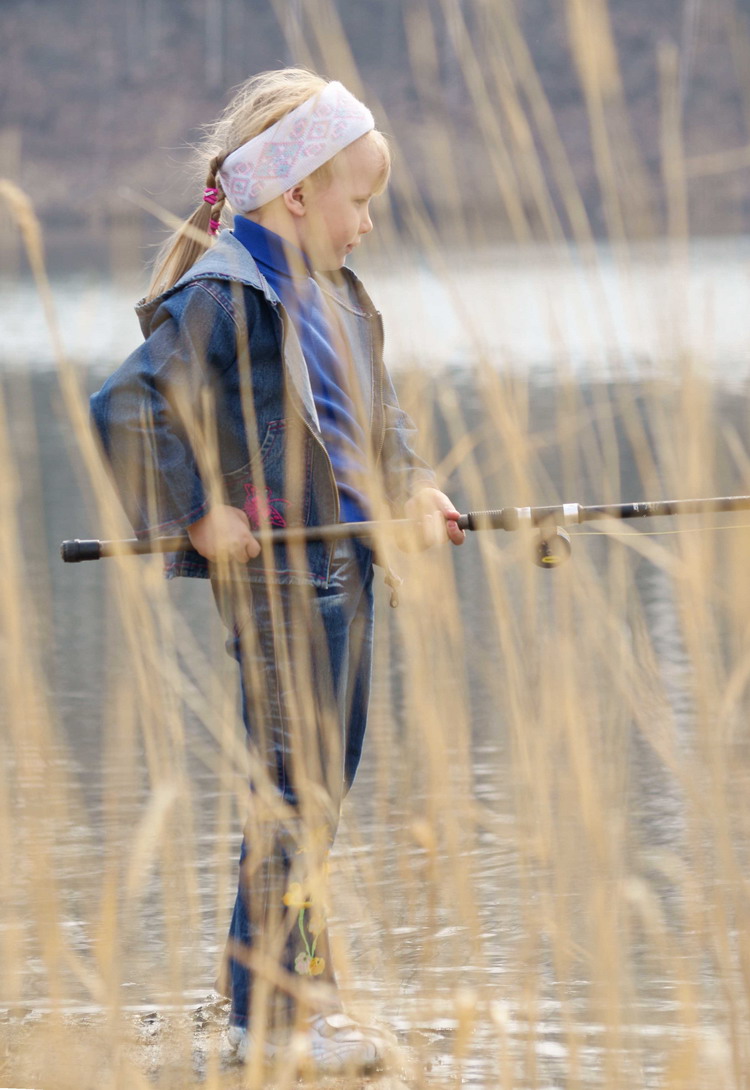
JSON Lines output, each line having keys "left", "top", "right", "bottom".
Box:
{"left": 144, "top": 67, "right": 386, "bottom": 301}
{"left": 146, "top": 156, "right": 228, "bottom": 301}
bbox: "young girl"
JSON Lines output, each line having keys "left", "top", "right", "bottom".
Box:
{"left": 91, "top": 68, "right": 464, "bottom": 1075}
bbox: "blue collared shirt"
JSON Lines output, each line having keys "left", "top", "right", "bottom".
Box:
{"left": 232, "top": 215, "right": 369, "bottom": 522}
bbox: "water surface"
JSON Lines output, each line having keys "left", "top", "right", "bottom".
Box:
{"left": 4, "top": 246, "right": 750, "bottom": 1087}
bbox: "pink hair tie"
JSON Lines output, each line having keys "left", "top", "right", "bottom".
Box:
{"left": 203, "top": 187, "right": 219, "bottom": 205}
{"left": 208, "top": 218, "right": 221, "bottom": 236}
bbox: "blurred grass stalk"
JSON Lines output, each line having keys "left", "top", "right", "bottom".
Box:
{"left": 3, "top": 0, "right": 750, "bottom": 1086}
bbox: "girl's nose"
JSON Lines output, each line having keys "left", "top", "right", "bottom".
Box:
{"left": 360, "top": 209, "right": 373, "bottom": 235}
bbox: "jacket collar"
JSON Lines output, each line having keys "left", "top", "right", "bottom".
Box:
{"left": 134, "top": 230, "right": 373, "bottom": 332}
{"left": 173, "top": 230, "right": 277, "bottom": 295}
{"left": 134, "top": 232, "right": 281, "bottom": 332}
{"left": 131, "top": 231, "right": 380, "bottom": 442}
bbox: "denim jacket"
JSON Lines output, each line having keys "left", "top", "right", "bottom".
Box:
{"left": 90, "top": 231, "right": 435, "bottom": 585}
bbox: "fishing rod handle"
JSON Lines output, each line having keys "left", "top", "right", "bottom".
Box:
{"left": 61, "top": 536, "right": 189, "bottom": 562}
{"left": 60, "top": 519, "right": 416, "bottom": 562}
{"left": 61, "top": 539, "right": 103, "bottom": 562}
{"left": 458, "top": 504, "right": 582, "bottom": 531}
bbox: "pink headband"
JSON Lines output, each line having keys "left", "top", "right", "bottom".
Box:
{"left": 218, "top": 81, "right": 375, "bottom": 213}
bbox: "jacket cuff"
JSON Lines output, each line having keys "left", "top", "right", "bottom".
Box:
{"left": 134, "top": 499, "right": 210, "bottom": 539}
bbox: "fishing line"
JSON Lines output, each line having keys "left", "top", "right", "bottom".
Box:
{"left": 576, "top": 522, "right": 750, "bottom": 539}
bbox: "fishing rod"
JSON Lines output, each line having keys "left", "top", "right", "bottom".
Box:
{"left": 60, "top": 493, "right": 750, "bottom": 570}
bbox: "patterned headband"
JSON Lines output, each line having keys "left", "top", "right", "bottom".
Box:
{"left": 218, "top": 81, "right": 375, "bottom": 213}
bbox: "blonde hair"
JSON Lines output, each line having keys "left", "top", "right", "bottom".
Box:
{"left": 147, "top": 68, "right": 390, "bottom": 301}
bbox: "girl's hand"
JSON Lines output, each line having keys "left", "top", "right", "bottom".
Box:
{"left": 187, "top": 504, "right": 261, "bottom": 563}
{"left": 403, "top": 488, "right": 466, "bottom": 550}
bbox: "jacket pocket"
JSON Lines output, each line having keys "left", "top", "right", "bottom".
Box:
{"left": 223, "top": 419, "right": 291, "bottom": 529}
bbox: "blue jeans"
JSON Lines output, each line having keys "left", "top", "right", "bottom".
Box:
{"left": 211, "top": 541, "right": 374, "bottom": 1028}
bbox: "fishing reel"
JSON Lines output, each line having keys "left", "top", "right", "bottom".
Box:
{"left": 533, "top": 525, "right": 572, "bottom": 569}
{"left": 459, "top": 508, "right": 574, "bottom": 570}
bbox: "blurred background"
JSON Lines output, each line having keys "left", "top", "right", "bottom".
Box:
{"left": 4, "top": 0, "right": 750, "bottom": 269}
{"left": 5, "top": 0, "right": 750, "bottom": 373}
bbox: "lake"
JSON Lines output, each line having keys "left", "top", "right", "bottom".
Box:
{"left": 3, "top": 240, "right": 750, "bottom": 1087}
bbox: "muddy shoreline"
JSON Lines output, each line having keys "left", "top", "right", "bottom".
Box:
{"left": 0, "top": 993, "right": 420, "bottom": 1089}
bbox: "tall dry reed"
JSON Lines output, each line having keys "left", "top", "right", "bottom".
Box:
{"left": 3, "top": 2, "right": 750, "bottom": 1088}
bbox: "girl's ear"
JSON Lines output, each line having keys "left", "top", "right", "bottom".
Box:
{"left": 283, "top": 183, "right": 307, "bottom": 218}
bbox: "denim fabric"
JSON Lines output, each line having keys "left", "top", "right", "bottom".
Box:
{"left": 232, "top": 215, "right": 371, "bottom": 523}
{"left": 90, "top": 231, "right": 435, "bottom": 585}
{"left": 212, "top": 539, "right": 374, "bottom": 1026}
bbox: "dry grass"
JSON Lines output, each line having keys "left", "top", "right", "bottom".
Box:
{"left": 3, "top": 3, "right": 750, "bottom": 1088}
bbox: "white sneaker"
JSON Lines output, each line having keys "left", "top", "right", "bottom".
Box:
{"left": 223, "top": 1011, "right": 395, "bottom": 1075}
{"left": 304, "top": 1011, "right": 393, "bottom": 1075}
{"left": 222, "top": 1023, "right": 250, "bottom": 1064}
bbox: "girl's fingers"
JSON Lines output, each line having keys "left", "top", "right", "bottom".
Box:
{"left": 446, "top": 516, "right": 466, "bottom": 546}
{"left": 418, "top": 509, "right": 465, "bottom": 548}
{"left": 230, "top": 533, "right": 259, "bottom": 563}
{"left": 188, "top": 505, "right": 261, "bottom": 562}
{"left": 244, "top": 534, "right": 261, "bottom": 560}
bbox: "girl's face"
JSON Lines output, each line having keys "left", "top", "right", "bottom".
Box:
{"left": 298, "top": 136, "right": 386, "bottom": 271}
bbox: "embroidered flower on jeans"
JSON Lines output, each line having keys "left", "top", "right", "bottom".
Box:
{"left": 295, "top": 952, "right": 312, "bottom": 974}
{"left": 286, "top": 885, "right": 327, "bottom": 976}
{"left": 282, "top": 882, "right": 312, "bottom": 909}
{"left": 293, "top": 951, "right": 327, "bottom": 977}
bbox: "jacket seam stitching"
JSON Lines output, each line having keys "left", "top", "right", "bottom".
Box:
{"left": 196, "top": 281, "right": 244, "bottom": 329}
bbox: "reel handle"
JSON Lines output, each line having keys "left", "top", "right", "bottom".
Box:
{"left": 533, "top": 527, "right": 572, "bottom": 569}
